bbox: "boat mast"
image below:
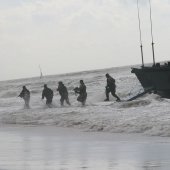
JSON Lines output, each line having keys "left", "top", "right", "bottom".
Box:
{"left": 137, "top": 0, "right": 144, "bottom": 67}
{"left": 39, "top": 65, "right": 43, "bottom": 79}
{"left": 149, "top": 0, "right": 156, "bottom": 66}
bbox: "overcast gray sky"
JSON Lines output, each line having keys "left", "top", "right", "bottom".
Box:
{"left": 0, "top": 0, "right": 170, "bottom": 80}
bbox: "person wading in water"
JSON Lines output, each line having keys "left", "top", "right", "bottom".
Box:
{"left": 104, "top": 73, "right": 120, "bottom": 102}
{"left": 18, "top": 86, "right": 30, "bottom": 108}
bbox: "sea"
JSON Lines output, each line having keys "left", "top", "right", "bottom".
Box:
{"left": 0, "top": 65, "right": 170, "bottom": 137}
{"left": 0, "top": 65, "right": 170, "bottom": 170}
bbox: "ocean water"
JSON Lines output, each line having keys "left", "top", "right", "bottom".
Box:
{"left": 0, "top": 66, "right": 170, "bottom": 137}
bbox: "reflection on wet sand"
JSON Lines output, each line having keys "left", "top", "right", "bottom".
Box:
{"left": 0, "top": 126, "right": 170, "bottom": 170}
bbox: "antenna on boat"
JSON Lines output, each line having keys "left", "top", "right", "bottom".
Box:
{"left": 136, "top": 0, "right": 144, "bottom": 67}
{"left": 39, "top": 65, "right": 43, "bottom": 79}
{"left": 149, "top": 0, "right": 156, "bottom": 66}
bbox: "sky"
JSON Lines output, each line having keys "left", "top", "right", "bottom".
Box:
{"left": 0, "top": 0, "right": 170, "bottom": 80}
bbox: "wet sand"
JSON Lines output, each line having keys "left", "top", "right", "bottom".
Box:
{"left": 0, "top": 126, "right": 170, "bottom": 170}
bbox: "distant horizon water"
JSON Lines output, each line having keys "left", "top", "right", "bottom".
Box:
{"left": 1, "top": 62, "right": 144, "bottom": 82}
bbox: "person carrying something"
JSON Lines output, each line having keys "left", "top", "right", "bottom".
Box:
{"left": 74, "top": 80, "right": 87, "bottom": 106}
{"left": 18, "top": 86, "right": 30, "bottom": 108}
{"left": 57, "top": 81, "right": 70, "bottom": 106}
{"left": 104, "top": 73, "right": 121, "bottom": 102}
{"left": 42, "top": 84, "right": 54, "bottom": 107}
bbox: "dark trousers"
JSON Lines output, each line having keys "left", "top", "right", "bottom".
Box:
{"left": 77, "top": 93, "right": 87, "bottom": 105}
{"left": 60, "top": 95, "right": 70, "bottom": 106}
{"left": 46, "top": 97, "right": 53, "bottom": 105}
{"left": 105, "top": 88, "right": 120, "bottom": 101}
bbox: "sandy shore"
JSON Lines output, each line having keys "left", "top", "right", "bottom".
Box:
{"left": 0, "top": 125, "right": 170, "bottom": 170}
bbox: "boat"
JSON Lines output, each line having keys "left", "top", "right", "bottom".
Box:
{"left": 132, "top": 63, "right": 170, "bottom": 98}
{"left": 131, "top": 0, "right": 170, "bottom": 99}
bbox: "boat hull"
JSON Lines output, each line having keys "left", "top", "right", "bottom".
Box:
{"left": 131, "top": 67, "right": 170, "bottom": 98}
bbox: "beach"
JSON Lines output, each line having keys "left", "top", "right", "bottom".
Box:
{"left": 0, "top": 125, "right": 170, "bottom": 170}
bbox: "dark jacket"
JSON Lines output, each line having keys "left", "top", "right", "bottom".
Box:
{"left": 19, "top": 88, "right": 30, "bottom": 98}
{"left": 42, "top": 87, "right": 53, "bottom": 100}
{"left": 76, "top": 83, "right": 87, "bottom": 103}
{"left": 77, "top": 83, "right": 87, "bottom": 95}
{"left": 57, "top": 84, "right": 68, "bottom": 97}
{"left": 107, "top": 76, "right": 116, "bottom": 90}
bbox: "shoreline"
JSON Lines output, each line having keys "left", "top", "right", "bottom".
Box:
{"left": 1, "top": 124, "right": 170, "bottom": 140}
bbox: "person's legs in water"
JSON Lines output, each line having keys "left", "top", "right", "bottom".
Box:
{"left": 77, "top": 95, "right": 82, "bottom": 102}
{"left": 82, "top": 100, "right": 86, "bottom": 106}
{"left": 24, "top": 95, "right": 30, "bottom": 108}
{"left": 77, "top": 95, "right": 86, "bottom": 106}
{"left": 111, "top": 90, "right": 121, "bottom": 102}
{"left": 60, "top": 96, "right": 65, "bottom": 106}
{"left": 46, "top": 98, "right": 53, "bottom": 107}
{"left": 82, "top": 93, "right": 87, "bottom": 106}
{"left": 64, "top": 93, "right": 70, "bottom": 105}
{"left": 65, "top": 97, "right": 71, "bottom": 105}
{"left": 104, "top": 87, "right": 110, "bottom": 101}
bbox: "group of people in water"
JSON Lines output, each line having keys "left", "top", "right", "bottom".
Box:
{"left": 18, "top": 73, "right": 121, "bottom": 108}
